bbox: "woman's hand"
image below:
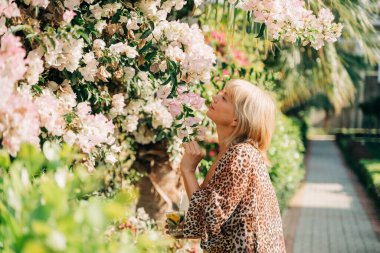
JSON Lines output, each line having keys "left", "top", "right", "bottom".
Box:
{"left": 180, "top": 141, "right": 205, "bottom": 174}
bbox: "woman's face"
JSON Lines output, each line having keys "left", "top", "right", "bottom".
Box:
{"left": 206, "top": 90, "right": 236, "bottom": 127}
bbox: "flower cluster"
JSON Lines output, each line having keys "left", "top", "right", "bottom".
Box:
{"left": 153, "top": 20, "right": 216, "bottom": 83}
{"left": 0, "top": 91, "right": 40, "bottom": 156}
{"left": 234, "top": 0, "right": 343, "bottom": 49}
{"left": 0, "top": 0, "right": 214, "bottom": 166}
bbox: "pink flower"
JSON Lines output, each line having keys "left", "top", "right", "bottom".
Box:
{"left": 176, "top": 85, "right": 188, "bottom": 95}
{"left": 67, "top": 107, "right": 115, "bottom": 153}
{"left": 187, "top": 92, "right": 205, "bottom": 110}
{"left": 196, "top": 126, "right": 207, "bottom": 141}
{"left": 211, "top": 31, "right": 226, "bottom": 45}
{"left": 318, "top": 8, "right": 334, "bottom": 25}
{"left": 0, "top": 34, "right": 27, "bottom": 85}
{"left": 222, "top": 69, "right": 230, "bottom": 76}
{"left": 63, "top": 9, "right": 76, "bottom": 23}
{"left": 0, "top": 91, "right": 40, "bottom": 156}
{"left": 0, "top": 1, "right": 20, "bottom": 18}
{"left": 178, "top": 93, "right": 190, "bottom": 104}
{"left": 184, "top": 117, "right": 202, "bottom": 127}
{"left": 34, "top": 90, "right": 68, "bottom": 136}
{"left": 0, "top": 17, "right": 7, "bottom": 35}
{"left": 76, "top": 102, "right": 91, "bottom": 118}
{"left": 162, "top": 98, "right": 182, "bottom": 117}
{"left": 233, "top": 50, "right": 249, "bottom": 67}
{"left": 208, "top": 149, "right": 216, "bottom": 157}
{"left": 237, "top": 0, "right": 342, "bottom": 49}
{"left": 156, "top": 85, "right": 171, "bottom": 99}
{"left": 177, "top": 128, "right": 189, "bottom": 139}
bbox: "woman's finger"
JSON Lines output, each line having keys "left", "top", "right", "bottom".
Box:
{"left": 187, "top": 141, "right": 196, "bottom": 154}
{"left": 190, "top": 141, "right": 202, "bottom": 156}
{"left": 183, "top": 142, "right": 190, "bottom": 152}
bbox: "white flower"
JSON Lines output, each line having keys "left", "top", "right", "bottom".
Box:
{"left": 138, "top": 0, "right": 159, "bottom": 18}
{"left": 90, "top": 4, "right": 103, "bottom": 19}
{"left": 124, "top": 67, "right": 135, "bottom": 81}
{"left": 165, "top": 44, "right": 185, "bottom": 62}
{"left": 133, "top": 125, "right": 154, "bottom": 144}
{"left": 62, "top": 37, "right": 84, "bottom": 72}
{"left": 58, "top": 80, "right": 77, "bottom": 109}
{"left": 109, "top": 42, "right": 128, "bottom": 55}
{"left": 127, "top": 17, "right": 140, "bottom": 30}
{"left": 96, "top": 66, "right": 111, "bottom": 82}
{"left": 102, "top": 2, "right": 122, "bottom": 18}
{"left": 43, "top": 141, "right": 61, "bottom": 161}
{"left": 79, "top": 52, "right": 98, "bottom": 82}
{"left": 110, "top": 93, "right": 125, "bottom": 117}
{"left": 34, "top": 89, "right": 68, "bottom": 136}
{"left": 137, "top": 207, "right": 150, "bottom": 220}
{"left": 194, "top": 0, "right": 204, "bottom": 7}
{"left": 94, "top": 20, "right": 107, "bottom": 33}
{"left": 45, "top": 35, "right": 84, "bottom": 73}
{"left": 24, "top": 0, "right": 50, "bottom": 8}
{"left": 156, "top": 85, "right": 171, "bottom": 99}
{"left": 64, "top": 0, "right": 80, "bottom": 10}
{"left": 25, "top": 49, "right": 44, "bottom": 85}
{"left": 0, "top": 17, "right": 7, "bottom": 35}
{"left": 159, "top": 61, "right": 167, "bottom": 72}
{"left": 152, "top": 106, "right": 173, "bottom": 128}
{"left": 105, "top": 152, "right": 118, "bottom": 164}
{"left": 93, "top": 39, "right": 106, "bottom": 50}
{"left": 63, "top": 130, "right": 77, "bottom": 146}
{"left": 124, "top": 114, "right": 139, "bottom": 132}
{"left": 125, "top": 46, "right": 138, "bottom": 58}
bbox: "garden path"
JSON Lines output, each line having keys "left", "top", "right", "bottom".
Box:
{"left": 283, "top": 138, "right": 380, "bottom": 253}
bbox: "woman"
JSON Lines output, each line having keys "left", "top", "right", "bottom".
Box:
{"left": 178, "top": 79, "right": 286, "bottom": 252}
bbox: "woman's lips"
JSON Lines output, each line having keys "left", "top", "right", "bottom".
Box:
{"left": 209, "top": 104, "right": 215, "bottom": 110}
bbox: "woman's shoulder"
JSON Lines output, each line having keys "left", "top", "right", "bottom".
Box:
{"left": 228, "top": 141, "right": 261, "bottom": 158}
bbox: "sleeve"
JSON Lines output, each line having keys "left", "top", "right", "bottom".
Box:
{"left": 183, "top": 145, "right": 253, "bottom": 238}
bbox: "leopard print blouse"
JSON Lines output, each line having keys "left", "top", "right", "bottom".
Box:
{"left": 183, "top": 142, "right": 286, "bottom": 253}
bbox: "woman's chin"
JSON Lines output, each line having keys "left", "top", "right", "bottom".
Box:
{"left": 206, "top": 110, "right": 216, "bottom": 122}
{"left": 206, "top": 109, "right": 212, "bottom": 118}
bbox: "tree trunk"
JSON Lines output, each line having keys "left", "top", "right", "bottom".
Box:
{"left": 134, "top": 143, "right": 185, "bottom": 222}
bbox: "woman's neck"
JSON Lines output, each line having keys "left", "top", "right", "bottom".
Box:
{"left": 216, "top": 125, "right": 234, "bottom": 152}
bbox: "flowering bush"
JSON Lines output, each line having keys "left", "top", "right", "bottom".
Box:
{"left": 233, "top": 0, "right": 343, "bottom": 49}
{"left": 0, "top": 0, "right": 216, "bottom": 171}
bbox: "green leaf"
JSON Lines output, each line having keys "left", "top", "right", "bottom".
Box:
{"left": 141, "top": 29, "right": 152, "bottom": 40}
{"left": 32, "top": 84, "right": 43, "bottom": 94}
{"left": 77, "top": 30, "right": 91, "bottom": 44}
{"left": 255, "top": 23, "right": 266, "bottom": 38}
{"left": 145, "top": 51, "right": 157, "bottom": 61}
{"left": 0, "top": 150, "right": 10, "bottom": 169}
{"left": 16, "top": 144, "right": 45, "bottom": 176}
{"left": 139, "top": 41, "right": 153, "bottom": 54}
{"left": 47, "top": 36, "right": 56, "bottom": 49}
{"left": 161, "top": 76, "right": 171, "bottom": 86}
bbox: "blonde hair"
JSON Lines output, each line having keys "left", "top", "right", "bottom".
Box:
{"left": 224, "top": 79, "right": 276, "bottom": 165}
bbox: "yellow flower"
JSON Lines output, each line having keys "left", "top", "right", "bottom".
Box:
{"left": 166, "top": 213, "right": 180, "bottom": 224}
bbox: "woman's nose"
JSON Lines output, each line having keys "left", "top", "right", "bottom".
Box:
{"left": 212, "top": 95, "right": 218, "bottom": 102}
